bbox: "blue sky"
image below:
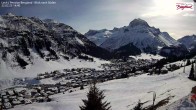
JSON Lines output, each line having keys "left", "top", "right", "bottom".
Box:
{"left": 0, "top": 0, "right": 196, "bottom": 39}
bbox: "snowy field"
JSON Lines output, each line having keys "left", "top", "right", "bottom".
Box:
{"left": 130, "top": 53, "right": 164, "bottom": 60}
{"left": 0, "top": 56, "right": 109, "bottom": 89}
{"left": 11, "top": 65, "right": 196, "bottom": 110}
{"left": 0, "top": 57, "right": 109, "bottom": 79}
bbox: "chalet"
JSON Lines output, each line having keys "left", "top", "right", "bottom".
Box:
{"left": 12, "top": 99, "right": 21, "bottom": 105}
{"left": 37, "top": 75, "right": 45, "bottom": 80}
{"left": 135, "top": 71, "right": 143, "bottom": 75}
{"left": 59, "top": 81, "right": 67, "bottom": 86}
{"left": 9, "top": 96, "right": 16, "bottom": 99}
{"left": 3, "top": 95, "right": 8, "bottom": 99}
{"left": 46, "top": 91, "right": 55, "bottom": 95}
{"left": 48, "top": 87, "right": 58, "bottom": 93}
{"left": 7, "top": 90, "right": 14, "bottom": 96}
{"left": 30, "top": 89, "right": 37, "bottom": 96}
{"left": 24, "top": 99, "right": 32, "bottom": 104}
{"left": 24, "top": 91, "right": 32, "bottom": 98}
{"left": 3, "top": 102, "right": 12, "bottom": 109}
{"left": 3, "top": 98, "right": 9, "bottom": 103}
{"left": 161, "top": 67, "right": 168, "bottom": 74}
{"left": 72, "top": 83, "right": 79, "bottom": 88}
{"left": 59, "top": 89, "right": 66, "bottom": 93}
{"left": 42, "top": 92, "right": 48, "bottom": 97}
{"left": 36, "top": 97, "right": 46, "bottom": 102}
{"left": 34, "top": 86, "right": 41, "bottom": 90}
{"left": 14, "top": 87, "right": 26, "bottom": 93}
{"left": 17, "top": 97, "right": 24, "bottom": 102}
{"left": 1, "top": 92, "right": 6, "bottom": 97}
{"left": 148, "top": 69, "right": 154, "bottom": 75}
{"left": 18, "top": 93, "right": 24, "bottom": 97}
{"left": 34, "top": 93, "right": 41, "bottom": 98}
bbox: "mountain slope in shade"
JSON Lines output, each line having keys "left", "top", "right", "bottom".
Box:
{"left": 85, "top": 18, "right": 181, "bottom": 55}
{"left": 113, "top": 43, "right": 141, "bottom": 58}
{"left": 0, "top": 13, "right": 112, "bottom": 80}
{"left": 178, "top": 35, "right": 196, "bottom": 49}
{"left": 0, "top": 13, "right": 111, "bottom": 60}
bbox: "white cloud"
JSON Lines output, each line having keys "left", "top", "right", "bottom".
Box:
{"left": 141, "top": 0, "right": 182, "bottom": 18}
{"left": 182, "top": 13, "right": 196, "bottom": 17}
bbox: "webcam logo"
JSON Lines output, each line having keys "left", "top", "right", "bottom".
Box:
{"left": 176, "top": 2, "right": 194, "bottom": 11}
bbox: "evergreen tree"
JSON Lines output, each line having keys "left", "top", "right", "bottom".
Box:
{"left": 133, "top": 100, "right": 142, "bottom": 110}
{"left": 20, "top": 37, "right": 30, "bottom": 56}
{"left": 189, "top": 63, "right": 194, "bottom": 80}
{"left": 16, "top": 55, "right": 28, "bottom": 68}
{"left": 80, "top": 82, "right": 111, "bottom": 110}
{"left": 80, "top": 85, "right": 84, "bottom": 90}
{"left": 186, "top": 59, "right": 191, "bottom": 66}
{"left": 132, "top": 67, "right": 136, "bottom": 73}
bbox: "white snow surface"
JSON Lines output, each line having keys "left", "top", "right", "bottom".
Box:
{"left": 158, "top": 32, "right": 179, "bottom": 47}
{"left": 0, "top": 53, "right": 109, "bottom": 88}
{"left": 0, "top": 56, "right": 108, "bottom": 79}
{"left": 75, "top": 37, "right": 84, "bottom": 46}
{"left": 85, "top": 29, "right": 113, "bottom": 46}
{"left": 11, "top": 65, "right": 195, "bottom": 110}
{"left": 129, "top": 53, "right": 164, "bottom": 60}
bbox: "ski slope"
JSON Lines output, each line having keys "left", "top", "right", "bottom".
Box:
{"left": 11, "top": 65, "right": 196, "bottom": 110}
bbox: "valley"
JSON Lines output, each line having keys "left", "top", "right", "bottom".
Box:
{"left": 0, "top": 13, "right": 196, "bottom": 110}
{"left": 1, "top": 58, "right": 195, "bottom": 110}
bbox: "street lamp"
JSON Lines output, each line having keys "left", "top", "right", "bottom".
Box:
{"left": 148, "top": 91, "right": 156, "bottom": 110}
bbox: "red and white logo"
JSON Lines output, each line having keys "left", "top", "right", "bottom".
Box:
{"left": 176, "top": 2, "right": 194, "bottom": 11}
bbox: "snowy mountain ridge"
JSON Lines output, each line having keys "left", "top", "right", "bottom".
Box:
{"left": 0, "top": 13, "right": 111, "bottom": 81}
{"left": 178, "top": 34, "right": 196, "bottom": 49}
{"left": 85, "top": 29, "right": 113, "bottom": 46}
{"left": 85, "top": 18, "right": 181, "bottom": 55}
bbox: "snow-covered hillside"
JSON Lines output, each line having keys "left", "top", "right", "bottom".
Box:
{"left": 0, "top": 13, "right": 111, "bottom": 60}
{"left": 0, "top": 54, "right": 109, "bottom": 89}
{"left": 178, "top": 35, "right": 196, "bottom": 49}
{"left": 85, "top": 18, "right": 180, "bottom": 53}
{"left": 85, "top": 29, "right": 113, "bottom": 46}
{"left": 0, "top": 13, "right": 112, "bottom": 88}
{"left": 0, "top": 54, "right": 109, "bottom": 79}
{"left": 11, "top": 63, "right": 195, "bottom": 110}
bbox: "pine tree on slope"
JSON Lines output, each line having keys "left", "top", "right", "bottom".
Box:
{"left": 133, "top": 100, "right": 142, "bottom": 110}
{"left": 80, "top": 83, "right": 111, "bottom": 110}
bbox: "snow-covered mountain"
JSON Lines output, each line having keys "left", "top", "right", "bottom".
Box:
{"left": 85, "top": 18, "right": 183, "bottom": 56}
{"left": 0, "top": 13, "right": 112, "bottom": 80}
{"left": 178, "top": 35, "right": 196, "bottom": 49}
{"left": 84, "top": 29, "right": 112, "bottom": 46}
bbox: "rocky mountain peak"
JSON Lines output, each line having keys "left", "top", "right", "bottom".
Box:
{"left": 43, "top": 19, "right": 59, "bottom": 24}
{"left": 5, "top": 13, "right": 15, "bottom": 16}
{"left": 129, "top": 18, "right": 149, "bottom": 27}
